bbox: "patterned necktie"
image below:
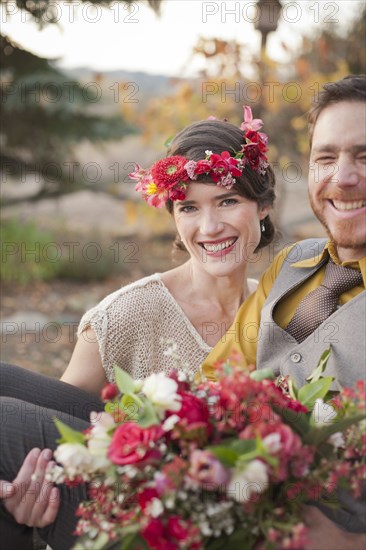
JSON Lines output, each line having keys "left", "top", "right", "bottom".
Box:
{"left": 285, "top": 260, "right": 363, "bottom": 343}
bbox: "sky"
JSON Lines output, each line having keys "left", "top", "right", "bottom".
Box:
{"left": 1, "top": 0, "right": 363, "bottom": 77}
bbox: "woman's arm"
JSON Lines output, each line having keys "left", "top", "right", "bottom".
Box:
{"left": 60, "top": 327, "right": 108, "bottom": 395}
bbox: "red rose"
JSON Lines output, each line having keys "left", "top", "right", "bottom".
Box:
{"left": 167, "top": 516, "right": 202, "bottom": 548}
{"left": 142, "top": 519, "right": 165, "bottom": 547}
{"left": 100, "top": 383, "right": 119, "bottom": 401}
{"left": 108, "top": 422, "right": 162, "bottom": 465}
{"left": 142, "top": 519, "right": 179, "bottom": 550}
{"left": 167, "top": 516, "right": 191, "bottom": 541}
{"left": 174, "top": 392, "right": 211, "bottom": 432}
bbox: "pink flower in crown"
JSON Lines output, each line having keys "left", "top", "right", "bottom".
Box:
{"left": 218, "top": 172, "right": 235, "bottom": 189}
{"left": 184, "top": 160, "right": 198, "bottom": 180}
{"left": 129, "top": 163, "right": 149, "bottom": 181}
{"left": 147, "top": 188, "right": 171, "bottom": 208}
{"left": 138, "top": 177, "right": 170, "bottom": 208}
{"left": 240, "top": 105, "right": 264, "bottom": 132}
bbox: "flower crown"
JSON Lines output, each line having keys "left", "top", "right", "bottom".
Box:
{"left": 129, "top": 106, "right": 269, "bottom": 208}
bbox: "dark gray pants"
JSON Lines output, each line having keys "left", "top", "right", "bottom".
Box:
{"left": 0, "top": 363, "right": 104, "bottom": 550}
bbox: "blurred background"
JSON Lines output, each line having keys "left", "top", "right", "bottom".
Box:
{"left": 1, "top": 0, "right": 365, "bottom": 375}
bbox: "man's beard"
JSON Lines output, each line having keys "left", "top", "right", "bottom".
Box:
{"left": 309, "top": 194, "right": 366, "bottom": 252}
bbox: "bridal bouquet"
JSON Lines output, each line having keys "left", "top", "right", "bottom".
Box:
{"left": 50, "top": 348, "right": 365, "bottom": 550}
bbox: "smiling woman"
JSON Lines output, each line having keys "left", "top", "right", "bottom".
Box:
{"left": 0, "top": 106, "right": 277, "bottom": 549}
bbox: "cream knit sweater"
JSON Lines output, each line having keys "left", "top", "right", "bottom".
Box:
{"left": 78, "top": 274, "right": 213, "bottom": 382}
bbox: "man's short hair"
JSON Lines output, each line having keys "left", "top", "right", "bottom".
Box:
{"left": 308, "top": 75, "right": 366, "bottom": 144}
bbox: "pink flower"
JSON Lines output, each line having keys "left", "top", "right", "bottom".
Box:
{"left": 184, "top": 160, "right": 198, "bottom": 180}
{"left": 108, "top": 422, "right": 162, "bottom": 465}
{"left": 128, "top": 163, "right": 148, "bottom": 180}
{"left": 240, "top": 105, "right": 263, "bottom": 132}
{"left": 188, "top": 450, "right": 230, "bottom": 488}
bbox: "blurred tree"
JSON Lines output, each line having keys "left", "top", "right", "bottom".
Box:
{"left": 139, "top": 6, "right": 365, "bottom": 168}
{"left": 139, "top": 37, "right": 252, "bottom": 147}
{"left": 277, "top": 4, "right": 366, "bottom": 159}
{"left": 0, "top": 0, "right": 161, "bottom": 203}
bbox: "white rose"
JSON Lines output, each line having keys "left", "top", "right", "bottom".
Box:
{"left": 142, "top": 373, "right": 182, "bottom": 418}
{"left": 227, "top": 459, "right": 268, "bottom": 503}
{"left": 88, "top": 412, "right": 115, "bottom": 469}
{"left": 54, "top": 443, "right": 94, "bottom": 477}
{"left": 312, "top": 398, "right": 337, "bottom": 426}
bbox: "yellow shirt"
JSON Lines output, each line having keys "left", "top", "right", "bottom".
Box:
{"left": 202, "top": 241, "right": 366, "bottom": 380}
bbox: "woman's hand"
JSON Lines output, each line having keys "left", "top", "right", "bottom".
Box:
{"left": 302, "top": 505, "right": 366, "bottom": 550}
{"left": 2, "top": 447, "right": 60, "bottom": 528}
{"left": 0, "top": 480, "right": 15, "bottom": 499}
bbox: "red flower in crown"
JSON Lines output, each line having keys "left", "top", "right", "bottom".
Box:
{"left": 130, "top": 106, "right": 270, "bottom": 207}
{"left": 245, "top": 130, "right": 268, "bottom": 153}
{"left": 151, "top": 156, "right": 189, "bottom": 189}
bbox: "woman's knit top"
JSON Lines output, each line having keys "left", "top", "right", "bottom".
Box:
{"left": 78, "top": 274, "right": 213, "bottom": 382}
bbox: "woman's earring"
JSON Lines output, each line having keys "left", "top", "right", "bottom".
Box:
{"left": 261, "top": 220, "right": 265, "bottom": 233}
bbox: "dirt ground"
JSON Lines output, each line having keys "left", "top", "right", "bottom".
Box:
{"left": 1, "top": 236, "right": 177, "bottom": 377}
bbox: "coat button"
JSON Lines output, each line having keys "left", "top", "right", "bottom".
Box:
{"left": 291, "top": 353, "right": 302, "bottom": 363}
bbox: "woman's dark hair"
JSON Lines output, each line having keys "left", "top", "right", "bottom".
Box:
{"left": 165, "top": 119, "right": 276, "bottom": 251}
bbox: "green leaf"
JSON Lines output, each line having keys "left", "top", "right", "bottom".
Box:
{"left": 114, "top": 366, "right": 136, "bottom": 395}
{"left": 90, "top": 532, "right": 110, "bottom": 550}
{"left": 121, "top": 393, "right": 141, "bottom": 421}
{"left": 118, "top": 527, "right": 149, "bottom": 550}
{"left": 250, "top": 367, "right": 275, "bottom": 381}
{"left": 137, "top": 399, "right": 160, "bottom": 427}
{"left": 305, "top": 412, "right": 366, "bottom": 446}
{"left": 120, "top": 533, "right": 140, "bottom": 550}
{"left": 288, "top": 377, "right": 298, "bottom": 400}
{"left": 208, "top": 445, "right": 240, "bottom": 467}
{"left": 298, "top": 377, "right": 334, "bottom": 409}
{"left": 54, "top": 418, "right": 85, "bottom": 444}
{"left": 272, "top": 405, "right": 310, "bottom": 436}
{"left": 104, "top": 401, "right": 124, "bottom": 418}
{"left": 231, "top": 439, "right": 257, "bottom": 456}
{"left": 164, "top": 136, "right": 174, "bottom": 148}
{"left": 205, "top": 527, "right": 256, "bottom": 549}
{"left": 306, "top": 348, "right": 331, "bottom": 383}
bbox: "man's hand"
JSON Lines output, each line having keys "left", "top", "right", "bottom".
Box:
{"left": 303, "top": 505, "right": 366, "bottom": 550}
{"left": 2, "top": 447, "right": 60, "bottom": 528}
